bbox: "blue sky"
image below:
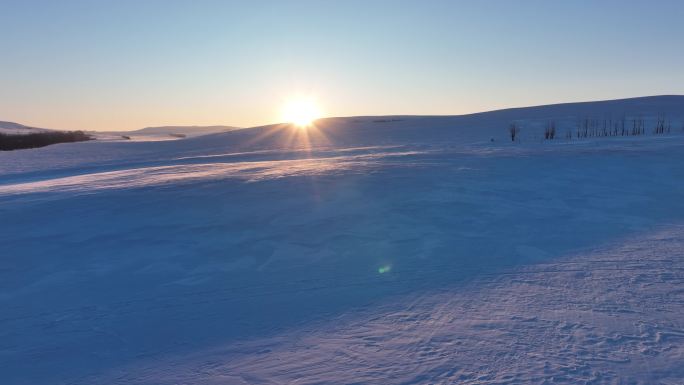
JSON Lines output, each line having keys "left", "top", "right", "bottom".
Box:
{"left": 1, "top": 0, "right": 683, "bottom": 130}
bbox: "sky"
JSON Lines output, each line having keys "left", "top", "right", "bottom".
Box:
{"left": 1, "top": 0, "right": 683, "bottom": 131}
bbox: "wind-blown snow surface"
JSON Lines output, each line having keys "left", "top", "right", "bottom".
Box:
{"left": 1, "top": 96, "right": 684, "bottom": 384}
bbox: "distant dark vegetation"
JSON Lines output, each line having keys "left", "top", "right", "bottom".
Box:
{"left": 508, "top": 115, "right": 682, "bottom": 142}
{"left": 0, "top": 131, "right": 92, "bottom": 151}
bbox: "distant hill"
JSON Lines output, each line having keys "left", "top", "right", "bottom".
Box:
{"left": 130, "top": 125, "right": 240, "bottom": 137}
{"left": 0, "top": 122, "right": 91, "bottom": 151}
{"left": 0, "top": 121, "right": 53, "bottom": 135}
{"left": 185, "top": 95, "right": 684, "bottom": 151}
{"left": 0, "top": 121, "right": 241, "bottom": 145}
{"left": 94, "top": 125, "right": 241, "bottom": 141}
{"left": 2, "top": 95, "right": 682, "bottom": 150}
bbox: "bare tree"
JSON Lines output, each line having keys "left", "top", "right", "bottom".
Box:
{"left": 509, "top": 123, "right": 520, "bottom": 142}
{"left": 654, "top": 116, "right": 667, "bottom": 134}
{"left": 544, "top": 121, "right": 556, "bottom": 140}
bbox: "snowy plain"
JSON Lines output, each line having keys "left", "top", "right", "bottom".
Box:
{"left": 1, "top": 96, "right": 684, "bottom": 384}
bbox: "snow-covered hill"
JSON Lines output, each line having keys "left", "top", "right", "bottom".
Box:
{"left": 0, "top": 121, "right": 53, "bottom": 135}
{"left": 2, "top": 95, "right": 682, "bottom": 176}
{"left": 96, "top": 125, "right": 241, "bottom": 142}
{"left": 0, "top": 121, "right": 238, "bottom": 143}
{"left": 89, "top": 125, "right": 239, "bottom": 143}
{"left": 1, "top": 96, "right": 683, "bottom": 384}
{"left": 131, "top": 125, "right": 240, "bottom": 136}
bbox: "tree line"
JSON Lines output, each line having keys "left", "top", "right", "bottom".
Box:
{"left": 508, "top": 115, "right": 679, "bottom": 142}
{"left": 0, "top": 131, "right": 92, "bottom": 151}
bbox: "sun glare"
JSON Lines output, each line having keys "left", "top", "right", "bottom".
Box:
{"left": 281, "top": 98, "right": 321, "bottom": 128}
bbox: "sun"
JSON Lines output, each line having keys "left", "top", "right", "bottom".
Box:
{"left": 281, "top": 98, "right": 321, "bottom": 128}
